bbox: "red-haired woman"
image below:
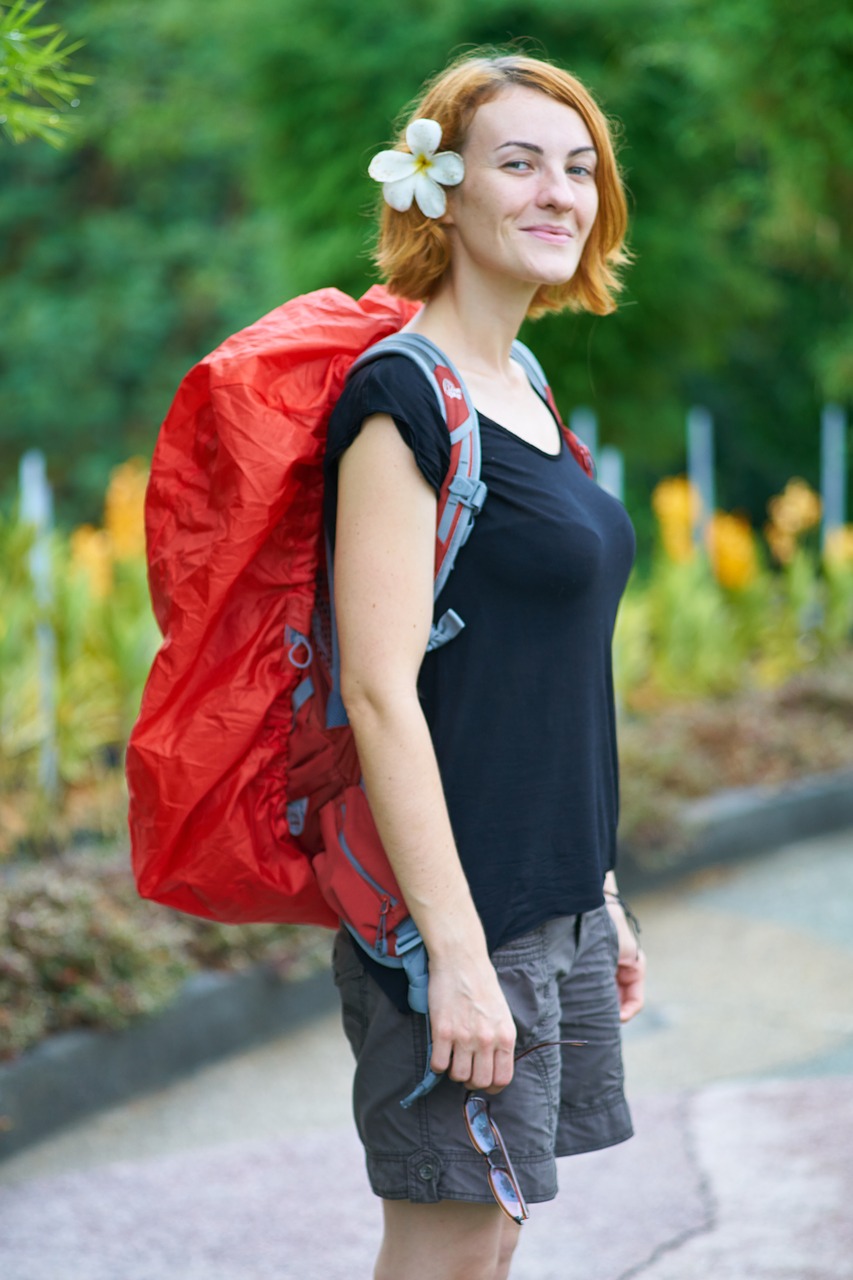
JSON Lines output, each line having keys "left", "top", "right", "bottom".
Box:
{"left": 325, "top": 52, "right": 645, "bottom": 1280}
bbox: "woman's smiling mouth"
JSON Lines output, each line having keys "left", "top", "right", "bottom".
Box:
{"left": 523, "top": 225, "right": 575, "bottom": 243}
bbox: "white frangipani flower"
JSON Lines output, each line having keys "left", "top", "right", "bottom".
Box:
{"left": 368, "top": 118, "right": 464, "bottom": 218}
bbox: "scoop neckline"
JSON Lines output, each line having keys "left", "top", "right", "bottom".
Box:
{"left": 476, "top": 411, "right": 564, "bottom": 460}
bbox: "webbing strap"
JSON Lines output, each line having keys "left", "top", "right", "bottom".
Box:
{"left": 344, "top": 922, "right": 439, "bottom": 1109}
{"left": 323, "top": 531, "right": 349, "bottom": 729}
{"left": 509, "top": 338, "right": 549, "bottom": 399}
{"left": 398, "top": 940, "right": 440, "bottom": 1108}
{"left": 427, "top": 608, "right": 465, "bottom": 652}
{"left": 286, "top": 797, "right": 308, "bottom": 837}
{"left": 512, "top": 338, "right": 596, "bottom": 479}
{"left": 291, "top": 676, "right": 314, "bottom": 715}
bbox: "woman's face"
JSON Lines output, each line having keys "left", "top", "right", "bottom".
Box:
{"left": 443, "top": 85, "right": 599, "bottom": 298}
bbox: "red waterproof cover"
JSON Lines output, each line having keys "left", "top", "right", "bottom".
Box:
{"left": 126, "top": 286, "right": 418, "bottom": 925}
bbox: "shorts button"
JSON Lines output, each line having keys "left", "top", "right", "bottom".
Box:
{"left": 418, "top": 1161, "right": 437, "bottom": 1181}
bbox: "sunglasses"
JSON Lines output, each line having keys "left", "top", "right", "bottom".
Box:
{"left": 463, "top": 1038, "right": 586, "bottom": 1224}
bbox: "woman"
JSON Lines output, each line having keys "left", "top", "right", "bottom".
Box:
{"left": 325, "top": 51, "right": 645, "bottom": 1280}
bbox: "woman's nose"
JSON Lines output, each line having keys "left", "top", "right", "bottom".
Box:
{"left": 537, "top": 168, "right": 575, "bottom": 210}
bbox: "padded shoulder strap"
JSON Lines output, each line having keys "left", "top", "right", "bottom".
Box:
{"left": 350, "top": 333, "right": 488, "bottom": 649}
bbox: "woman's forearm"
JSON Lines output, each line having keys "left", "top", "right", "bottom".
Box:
{"left": 344, "top": 684, "right": 489, "bottom": 965}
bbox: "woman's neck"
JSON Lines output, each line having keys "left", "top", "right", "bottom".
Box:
{"left": 408, "top": 271, "right": 536, "bottom": 382}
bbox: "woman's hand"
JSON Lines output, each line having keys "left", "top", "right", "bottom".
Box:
{"left": 427, "top": 953, "right": 517, "bottom": 1093}
{"left": 613, "top": 944, "right": 646, "bottom": 1023}
{"left": 604, "top": 875, "right": 646, "bottom": 1023}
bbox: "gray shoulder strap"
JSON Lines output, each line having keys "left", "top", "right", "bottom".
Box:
{"left": 349, "top": 332, "right": 487, "bottom": 639}
{"left": 510, "top": 338, "right": 549, "bottom": 400}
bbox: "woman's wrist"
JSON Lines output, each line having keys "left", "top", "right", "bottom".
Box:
{"left": 603, "top": 888, "right": 642, "bottom": 962}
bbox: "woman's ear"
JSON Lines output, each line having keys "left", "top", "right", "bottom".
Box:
{"left": 439, "top": 192, "right": 457, "bottom": 228}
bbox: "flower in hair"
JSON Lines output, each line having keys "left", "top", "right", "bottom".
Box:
{"left": 369, "top": 118, "right": 464, "bottom": 218}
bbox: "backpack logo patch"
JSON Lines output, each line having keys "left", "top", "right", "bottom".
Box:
{"left": 442, "top": 377, "right": 463, "bottom": 401}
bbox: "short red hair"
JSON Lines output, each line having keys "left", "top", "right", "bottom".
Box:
{"left": 373, "top": 53, "right": 631, "bottom": 318}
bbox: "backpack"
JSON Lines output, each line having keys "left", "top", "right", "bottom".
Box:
{"left": 127, "top": 283, "right": 593, "bottom": 1104}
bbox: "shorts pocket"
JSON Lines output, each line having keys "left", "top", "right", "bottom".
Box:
{"left": 492, "top": 931, "right": 552, "bottom": 1047}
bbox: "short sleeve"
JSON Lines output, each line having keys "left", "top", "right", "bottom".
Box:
{"left": 325, "top": 354, "right": 451, "bottom": 496}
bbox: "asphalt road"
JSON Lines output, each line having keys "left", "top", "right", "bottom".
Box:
{"left": 1, "top": 827, "right": 852, "bottom": 1279}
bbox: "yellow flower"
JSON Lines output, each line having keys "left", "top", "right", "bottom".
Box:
{"left": 104, "top": 458, "right": 148, "bottom": 560}
{"left": 652, "top": 475, "right": 701, "bottom": 525}
{"left": 707, "top": 512, "right": 758, "bottom": 590}
{"left": 824, "top": 525, "right": 853, "bottom": 569}
{"left": 764, "top": 521, "right": 797, "bottom": 566}
{"left": 70, "top": 525, "right": 113, "bottom": 598}
{"left": 651, "top": 476, "right": 701, "bottom": 563}
{"left": 766, "top": 478, "right": 821, "bottom": 537}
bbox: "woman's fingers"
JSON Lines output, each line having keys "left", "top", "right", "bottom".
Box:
{"left": 428, "top": 965, "right": 516, "bottom": 1090}
{"left": 616, "top": 950, "right": 646, "bottom": 1022}
{"left": 434, "top": 1032, "right": 514, "bottom": 1087}
{"left": 448, "top": 1040, "right": 516, "bottom": 1089}
{"left": 447, "top": 1049, "right": 474, "bottom": 1084}
{"left": 486, "top": 1045, "right": 516, "bottom": 1093}
{"left": 445, "top": 1044, "right": 515, "bottom": 1092}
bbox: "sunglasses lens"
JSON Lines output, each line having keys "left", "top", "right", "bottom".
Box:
{"left": 490, "top": 1168, "right": 528, "bottom": 1224}
{"left": 464, "top": 1097, "right": 497, "bottom": 1155}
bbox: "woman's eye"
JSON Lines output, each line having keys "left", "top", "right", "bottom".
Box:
{"left": 503, "top": 159, "right": 532, "bottom": 172}
{"left": 569, "top": 164, "right": 595, "bottom": 179}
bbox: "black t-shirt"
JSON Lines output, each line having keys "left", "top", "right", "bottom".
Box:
{"left": 324, "top": 353, "right": 635, "bottom": 975}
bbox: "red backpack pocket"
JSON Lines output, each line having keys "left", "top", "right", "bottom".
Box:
{"left": 314, "top": 784, "right": 410, "bottom": 959}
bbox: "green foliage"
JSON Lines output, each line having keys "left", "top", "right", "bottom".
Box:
{"left": 2, "top": 475, "right": 851, "bottom": 858}
{"left": 0, "top": 0, "right": 850, "bottom": 526}
{"left": 0, "top": 851, "right": 332, "bottom": 1060}
{"left": 0, "top": 0, "right": 91, "bottom": 145}
{"left": 618, "top": 652, "right": 853, "bottom": 864}
{"left": 0, "top": 476, "right": 160, "bottom": 858}
{"left": 627, "top": 0, "right": 853, "bottom": 521}
{"left": 0, "top": 856, "right": 190, "bottom": 1057}
{"left": 0, "top": 513, "right": 41, "bottom": 780}
{"left": 615, "top": 545, "right": 853, "bottom": 704}
{"left": 1, "top": 451, "right": 851, "bottom": 1056}
{"left": 55, "top": 553, "right": 160, "bottom": 774}
{"left": 0, "top": 0, "right": 288, "bottom": 520}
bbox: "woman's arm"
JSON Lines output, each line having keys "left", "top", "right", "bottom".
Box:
{"left": 603, "top": 870, "right": 646, "bottom": 1022}
{"left": 334, "top": 412, "right": 517, "bottom": 1091}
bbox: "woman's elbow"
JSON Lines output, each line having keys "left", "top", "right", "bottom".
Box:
{"left": 339, "top": 663, "right": 418, "bottom": 732}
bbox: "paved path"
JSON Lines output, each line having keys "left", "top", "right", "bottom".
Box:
{"left": 2, "top": 829, "right": 853, "bottom": 1279}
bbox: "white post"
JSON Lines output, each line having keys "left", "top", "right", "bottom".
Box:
{"left": 687, "top": 406, "right": 715, "bottom": 549}
{"left": 570, "top": 407, "right": 598, "bottom": 458}
{"left": 821, "top": 404, "right": 847, "bottom": 550}
{"left": 598, "top": 446, "right": 624, "bottom": 503}
{"left": 19, "top": 450, "right": 59, "bottom": 797}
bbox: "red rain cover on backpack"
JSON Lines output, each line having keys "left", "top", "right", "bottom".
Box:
{"left": 127, "top": 283, "right": 593, "bottom": 938}
{"left": 127, "top": 286, "right": 418, "bottom": 927}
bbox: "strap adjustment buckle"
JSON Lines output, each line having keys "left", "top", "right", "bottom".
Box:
{"left": 448, "top": 475, "right": 487, "bottom": 514}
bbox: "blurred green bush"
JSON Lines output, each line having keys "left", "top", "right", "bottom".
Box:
{"left": 1, "top": 459, "right": 851, "bottom": 1059}
{"left": 0, "top": 850, "right": 331, "bottom": 1061}
{"left": 1, "top": 0, "right": 850, "bottom": 527}
{"left": 2, "top": 459, "right": 851, "bottom": 861}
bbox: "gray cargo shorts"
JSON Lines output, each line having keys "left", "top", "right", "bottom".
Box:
{"left": 332, "top": 906, "right": 633, "bottom": 1206}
